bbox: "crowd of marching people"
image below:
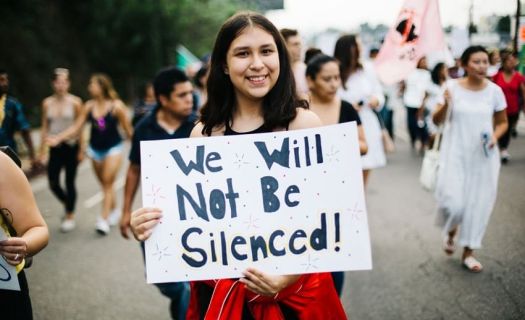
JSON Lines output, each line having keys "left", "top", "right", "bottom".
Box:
{"left": 1, "top": 8, "right": 522, "bottom": 319}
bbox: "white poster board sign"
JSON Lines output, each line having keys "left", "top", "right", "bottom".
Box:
{"left": 141, "top": 122, "right": 372, "bottom": 283}
{"left": 0, "top": 228, "right": 20, "bottom": 291}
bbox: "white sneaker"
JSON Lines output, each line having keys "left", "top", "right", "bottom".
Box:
{"left": 95, "top": 217, "right": 110, "bottom": 235}
{"left": 501, "top": 150, "right": 510, "bottom": 164}
{"left": 108, "top": 209, "right": 121, "bottom": 227}
{"left": 60, "top": 219, "right": 76, "bottom": 233}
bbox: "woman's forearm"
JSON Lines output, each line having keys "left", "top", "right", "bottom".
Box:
{"left": 21, "top": 225, "right": 49, "bottom": 257}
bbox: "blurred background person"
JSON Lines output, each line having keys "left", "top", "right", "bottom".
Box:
{"left": 425, "top": 62, "right": 449, "bottom": 146}
{"left": 0, "top": 69, "right": 40, "bottom": 170}
{"left": 487, "top": 48, "right": 501, "bottom": 77}
{"left": 402, "top": 57, "right": 432, "bottom": 154}
{"left": 39, "top": 68, "right": 84, "bottom": 232}
{"left": 306, "top": 53, "right": 367, "bottom": 296}
{"left": 193, "top": 64, "right": 209, "bottom": 111}
{"left": 47, "top": 73, "right": 133, "bottom": 236}
{"left": 280, "top": 28, "right": 309, "bottom": 96}
{"left": 492, "top": 50, "right": 525, "bottom": 164}
{"left": 334, "top": 34, "right": 386, "bottom": 187}
{"left": 131, "top": 82, "right": 156, "bottom": 127}
{"left": 304, "top": 47, "right": 323, "bottom": 65}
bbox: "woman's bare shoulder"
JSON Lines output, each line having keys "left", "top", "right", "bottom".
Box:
{"left": 288, "top": 108, "right": 322, "bottom": 130}
{"left": 190, "top": 122, "right": 226, "bottom": 137}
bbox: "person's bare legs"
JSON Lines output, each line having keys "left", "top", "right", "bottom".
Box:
{"left": 363, "top": 169, "right": 371, "bottom": 188}
{"left": 444, "top": 226, "right": 457, "bottom": 255}
{"left": 92, "top": 153, "right": 122, "bottom": 220}
{"left": 99, "top": 153, "right": 122, "bottom": 220}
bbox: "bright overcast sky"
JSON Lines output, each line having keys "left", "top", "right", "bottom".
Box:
{"left": 266, "top": 0, "right": 517, "bottom": 33}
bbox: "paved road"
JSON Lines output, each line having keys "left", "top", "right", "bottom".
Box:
{"left": 26, "top": 125, "right": 525, "bottom": 319}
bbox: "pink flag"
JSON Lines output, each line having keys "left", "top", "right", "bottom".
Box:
{"left": 374, "top": 0, "right": 446, "bottom": 84}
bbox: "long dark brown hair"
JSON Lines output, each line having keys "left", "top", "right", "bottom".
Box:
{"left": 333, "top": 34, "right": 362, "bottom": 89}
{"left": 200, "top": 11, "right": 307, "bottom": 136}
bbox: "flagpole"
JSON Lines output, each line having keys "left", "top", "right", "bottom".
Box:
{"left": 515, "top": 0, "right": 521, "bottom": 53}
{"left": 468, "top": 0, "right": 474, "bottom": 41}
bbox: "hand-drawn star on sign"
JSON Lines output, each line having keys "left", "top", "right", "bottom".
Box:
{"left": 152, "top": 243, "right": 171, "bottom": 261}
{"left": 300, "top": 254, "right": 320, "bottom": 272}
{"left": 233, "top": 153, "right": 250, "bottom": 169}
{"left": 243, "top": 214, "right": 260, "bottom": 230}
{"left": 325, "top": 145, "right": 340, "bottom": 163}
{"left": 346, "top": 203, "right": 364, "bottom": 221}
{"left": 146, "top": 185, "right": 166, "bottom": 205}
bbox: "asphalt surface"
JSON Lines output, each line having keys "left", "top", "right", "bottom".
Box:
{"left": 25, "top": 121, "right": 525, "bottom": 320}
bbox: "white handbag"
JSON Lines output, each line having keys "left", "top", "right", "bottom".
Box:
{"left": 419, "top": 132, "right": 441, "bottom": 191}
{"left": 419, "top": 93, "right": 452, "bottom": 192}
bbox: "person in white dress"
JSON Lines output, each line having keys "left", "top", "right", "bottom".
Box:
{"left": 334, "top": 34, "right": 386, "bottom": 187}
{"left": 432, "top": 46, "right": 508, "bottom": 273}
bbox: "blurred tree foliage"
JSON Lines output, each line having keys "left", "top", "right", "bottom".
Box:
{"left": 0, "top": 0, "right": 255, "bottom": 125}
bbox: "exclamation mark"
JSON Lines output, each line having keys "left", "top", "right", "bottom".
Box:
{"left": 334, "top": 212, "right": 340, "bottom": 252}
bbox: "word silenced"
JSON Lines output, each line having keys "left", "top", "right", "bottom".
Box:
{"left": 180, "top": 213, "right": 341, "bottom": 268}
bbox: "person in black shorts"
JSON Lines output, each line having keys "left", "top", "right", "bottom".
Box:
{"left": 120, "top": 67, "right": 195, "bottom": 319}
{"left": 47, "top": 74, "right": 133, "bottom": 235}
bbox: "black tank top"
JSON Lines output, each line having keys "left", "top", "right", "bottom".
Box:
{"left": 88, "top": 105, "right": 122, "bottom": 151}
{"left": 339, "top": 100, "right": 362, "bottom": 125}
{"left": 223, "top": 123, "right": 271, "bottom": 136}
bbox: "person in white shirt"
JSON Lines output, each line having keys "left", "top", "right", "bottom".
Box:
{"left": 425, "top": 62, "right": 448, "bottom": 142}
{"left": 487, "top": 48, "right": 501, "bottom": 78}
{"left": 402, "top": 57, "right": 432, "bottom": 152}
{"left": 334, "top": 34, "right": 386, "bottom": 187}
{"left": 280, "top": 28, "right": 309, "bottom": 97}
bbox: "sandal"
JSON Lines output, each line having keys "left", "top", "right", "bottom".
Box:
{"left": 462, "top": 256, "right": 483, "bottom": 273}
{"left": 443, "top": 237, "right": 455, "bottom": 255}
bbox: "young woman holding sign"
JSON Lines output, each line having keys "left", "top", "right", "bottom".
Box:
{"left": 130, "top": 11, "right": 347, "bottom": 320}
{"left": 0, "top": 150, "right": 49, "bottom": 319}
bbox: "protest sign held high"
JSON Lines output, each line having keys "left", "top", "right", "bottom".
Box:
{"left": 375, "top": 0, "right": 446, "bottom": 84}
{"left": 141, "top": 122, "right": 372, "bottom": 283}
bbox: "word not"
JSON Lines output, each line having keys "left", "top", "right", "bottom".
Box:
{"left": 176, "top": 178, "right": 239, "bottom": 221}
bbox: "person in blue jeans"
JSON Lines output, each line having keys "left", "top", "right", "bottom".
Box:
{"left": 120, "top": 67, "right": 195, "bottom": 319}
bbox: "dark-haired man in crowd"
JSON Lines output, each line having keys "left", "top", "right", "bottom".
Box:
{"left": 119, "top": 67, "right": 195, "bottom": 319}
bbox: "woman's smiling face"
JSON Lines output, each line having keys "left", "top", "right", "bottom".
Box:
{"left": 225, "top": 26, "right": 280, "bottom": 103}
